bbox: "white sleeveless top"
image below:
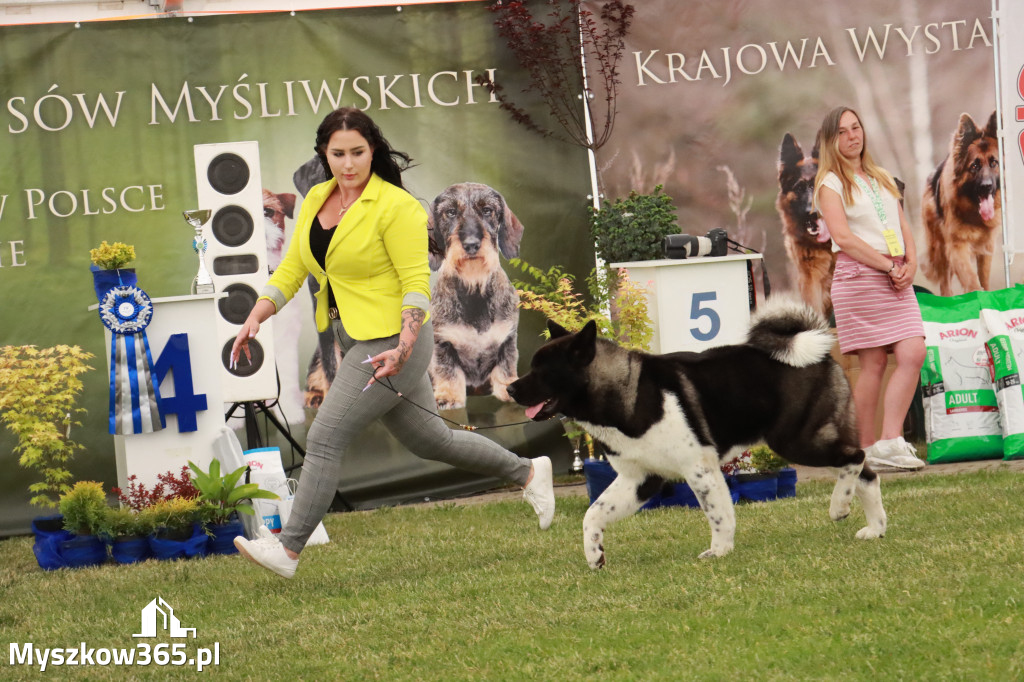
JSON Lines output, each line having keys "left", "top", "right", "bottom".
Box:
{"left": 818, "top": 171, "right": 904, "bottom": 255}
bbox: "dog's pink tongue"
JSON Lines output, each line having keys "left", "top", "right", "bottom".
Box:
{"left": 816, "top": 218, "right": 831, "bottom": 243}
{"left": 524, "top": 403, "right": 545, "bottom": 420}
{"left": 980, "top": 195, "right": 996, "bottom": 222}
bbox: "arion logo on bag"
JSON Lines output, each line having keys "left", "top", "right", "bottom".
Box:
{"left": 133, "top": 597, "right": 196, "bottom": 639}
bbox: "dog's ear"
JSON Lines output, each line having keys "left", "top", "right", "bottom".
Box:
{"left": 567, "top": 319, "right": 598, "bottom": 365}
{"left": 984, "top": 110, "right": 998, "bottom": 139}
{"left": 292, "top": 156, "right": 327, "bottom": 198}
{"left": 426, "top": 202, "right": 445, "bottom": 271}
{"left": 499, "top": 200, "right": 525, "bottom": 259}
{"left": 811, "top": 132, "right": 820, "bottom": 160}
{"left": 953, "top": 112, "right": 980, "bottom": 157}
{"left": 778, "top": 133, "right": 803, "bottom": 187}
{"left": 779, "top": 133, "right": 802, "bottom": 167}
{"left": 280, "top": 193, "right": 297, "bottom": 219}
{"left": 547, "top": 319, "right": 571, "bottom": 339}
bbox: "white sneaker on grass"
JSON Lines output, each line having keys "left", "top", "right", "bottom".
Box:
{"left": 523, "top": 456, "right": 555, "bottom": 530}
{"left": 866, "top": 437, "right": 925, "bottom": 471}
{"left": 234, "top": 525, "right": 298, "bottom": 578}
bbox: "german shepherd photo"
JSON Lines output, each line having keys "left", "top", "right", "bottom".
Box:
{"left": 922, "top": 111, "right": 1001, "bottom": 297}
{"left": 776, "top": 133, "right": 835, "bottom": 319}
{"left": 507, "top": 299, "right": 887, "bottom": 569}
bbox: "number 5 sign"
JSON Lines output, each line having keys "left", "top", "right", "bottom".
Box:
{"left": 610, "top": 254, "right": 762, "bottom": 353}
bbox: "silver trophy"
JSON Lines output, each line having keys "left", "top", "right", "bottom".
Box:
{"left": 182, "top": 209, "right": 214, "bottom": 295}
{"left": 561, "top": 416, "right": 586, "bottom": 473}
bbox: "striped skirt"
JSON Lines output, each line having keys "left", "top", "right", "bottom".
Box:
{"left": 831, "top": 252, "right": 925, "bottom": 354}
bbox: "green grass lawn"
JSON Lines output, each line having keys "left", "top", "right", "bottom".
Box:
{"left": 2, "top": 470, "right": 1023, "bottom": 681}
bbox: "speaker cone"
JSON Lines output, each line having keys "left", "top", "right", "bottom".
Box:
{"left": 207, "top": 153, "right": 250, "bottom": 195}
{"left": 219, "top": 283, "right": 258, "bottom": 325}
{"left": 222, "top": 337, "right": 264, "bottom": 377}
{"left": 211, "top": 205, "right": 254, "bottom": 247}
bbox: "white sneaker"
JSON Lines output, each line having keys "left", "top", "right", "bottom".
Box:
{"left": 234, "top": 525, "right": 298, "bottom": 578}
{"left": 523, "top": 456, "right": 555, "bottom": 530}
{"left": 866, "top": 437, "right": 925, "bottom": 471}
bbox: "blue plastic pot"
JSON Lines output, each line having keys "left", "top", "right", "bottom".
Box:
{"left": 149, "top": 524, "right": 208, "bottom": 561}
{"left": 60, "top": 534, "right": 108, "bottom": 568}
{"left": 733, "top": 472, "right": 779, "bottom": 502}
{"left": 31, "top": 515, "right": 73, "bottom": 571}
{"left": 90, "top": 265, "right": 137, "bottom": 302}
{"left": 777, "top": 467, "right": 797, "bottom": 498}
{"left": 110, "top": 535, "right": 151, "bottom": 564}
{"left": 206, "top": 517, "right": 245, "bottom": 555}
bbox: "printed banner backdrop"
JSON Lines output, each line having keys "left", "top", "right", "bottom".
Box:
{"left": 0, "top": 5, "right": 595, "bottom": 535}
{"left": 586, "top": 0, "right": 1006, "bottom": 313}
{"left": 997, "top": 0, "right": 1024, "bottom": 260}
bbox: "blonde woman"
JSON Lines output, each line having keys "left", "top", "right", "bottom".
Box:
{"left": 814, "top": 106, "right": 925, "bottom": 471}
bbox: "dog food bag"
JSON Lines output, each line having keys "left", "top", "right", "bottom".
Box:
{"left": 978, "top": 288, "right": 1024, "bottom": 460}
{"left": 918, "top": 291, "right": 1003, "bottom": 463}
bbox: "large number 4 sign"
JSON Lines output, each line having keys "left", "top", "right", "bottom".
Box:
{"left": 152, "top": 333, "right": 208, "bottom": 433}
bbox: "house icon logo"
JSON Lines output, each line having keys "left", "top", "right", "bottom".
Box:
{"left": 133, "top": 597, "right": 197, "bottom": 638}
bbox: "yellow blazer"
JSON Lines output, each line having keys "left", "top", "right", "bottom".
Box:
{"left": 259, "top": 173, "right": 431, "bottom": 339}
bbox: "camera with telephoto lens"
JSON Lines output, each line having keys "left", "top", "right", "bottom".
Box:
{"left": 662, "top": 228, "right": 728, "bottom": 259}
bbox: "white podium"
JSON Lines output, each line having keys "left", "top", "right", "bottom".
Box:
{"left": 611, "top": 254, "right": 762, "bottom": 353}
{"left": 89, "top": 294, "right": 225, "bottom": 490}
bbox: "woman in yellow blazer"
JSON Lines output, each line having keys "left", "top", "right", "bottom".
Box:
{"left": 230, "top": 108, "right": 555, "bottom": 579}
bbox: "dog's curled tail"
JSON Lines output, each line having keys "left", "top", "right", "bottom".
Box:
{"left": 747, "top": 297, "right": 834, "bottom": 367}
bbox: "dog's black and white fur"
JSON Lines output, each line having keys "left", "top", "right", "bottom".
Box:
{"left": 427, "top": 182, "right": 524, "bottom": 409}
{"left": 508, "top": 299, "right": 887, "bottom": 568}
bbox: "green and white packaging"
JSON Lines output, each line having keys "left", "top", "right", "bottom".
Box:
{"left": 918, "top": 291, "right": 1003, "bottom": 463}
{"left": 978, "top": 288, "right": 1024, "bottom": 460}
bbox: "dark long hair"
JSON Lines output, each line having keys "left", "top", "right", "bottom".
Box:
{"left": 314, "top": 108, "right": 413, "bottom": 190}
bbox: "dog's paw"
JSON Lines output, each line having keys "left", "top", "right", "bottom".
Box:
{"left": 436, "top": 398, "right": 466, "bottom": 411}
{"left": 829, "top": 505, "right": 851, "bottom": 522}
{"left": 584, "top": 535, "right": 605, "bottom": 569}
{"left": 855, "top": 526, "right": 885, "bottom": 540}
{"left": 698, "top": 545, "right": 733, "bottom": 559}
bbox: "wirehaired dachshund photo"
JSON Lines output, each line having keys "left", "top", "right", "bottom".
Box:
{"left": 427, "top": 182, "right": 525, "bottom": 410}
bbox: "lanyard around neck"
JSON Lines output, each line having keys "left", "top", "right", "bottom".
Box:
{"left": 853, "top": 174, "right": 888, "bottom": 225}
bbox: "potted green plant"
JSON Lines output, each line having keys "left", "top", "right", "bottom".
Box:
{"left": 1, "top": 344, "right": 94, "bottom": 569}
{"left": 56, "top": 481, "right": 109, "bottom": 568}
{"left": 733, "top": 445, "right": 788, "bottom": 502}
{"left": 188, "top": 458, "right": 279, "bottom": 555}
{"left": 590, "top": 185, "right": 678, "bottom": 265}
{"left": 0, "top": 345, "right": 94, "bottom": 510}
{"left": 98, "top": 506, "right": 153, "bottom": 565}
{"left": 511, "top": 261, "right": 653, "bottom": 351}
{"left": 89, "top": 240, "right": 137, "bottom": 301}
{"left": 141, "top": 497, "right": 206, "bottom": 560}
{"left": 60, "top": 480, "right": 108, "bottom": 535}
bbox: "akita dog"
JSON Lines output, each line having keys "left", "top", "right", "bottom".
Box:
{"left": 508, "top": 300, "right": 887, "bottom": 568}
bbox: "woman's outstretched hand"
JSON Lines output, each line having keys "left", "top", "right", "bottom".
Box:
{"left": 230, "top": 318, "right": 261, "bottom": 370}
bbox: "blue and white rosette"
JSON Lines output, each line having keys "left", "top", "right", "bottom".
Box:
{"left": 98, "top": 285, "right": 165, "bottom": 435}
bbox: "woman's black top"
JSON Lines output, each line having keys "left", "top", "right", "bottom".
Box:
{"left": 309, "top": 216, "right": 338, "bottom": 309}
